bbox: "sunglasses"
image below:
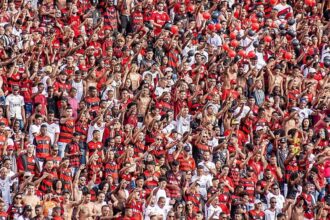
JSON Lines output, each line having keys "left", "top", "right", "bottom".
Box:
{"left": 15, "top": 197, "right": 22, "bottom": 199}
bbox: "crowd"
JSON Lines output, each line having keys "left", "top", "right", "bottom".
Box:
{"left": 0, "top": 0, "right": 329, "bottom": 219}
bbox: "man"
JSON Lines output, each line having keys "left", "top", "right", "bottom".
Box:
{"left": 17, "top": 144, "right": 41, "bottom": 176}
{"left": 65, "top": 132, "right": 81, "bottom": 174}
{"left": 249, "top": 199, "right": 265, "bottom": 219}
{"left": 198, "top": 151, "right": 216, "bottom": 176}
{"left": 85, "top": 86, "right": 100, "bottom": 116}
{"left": 87, "top": 130, "right": 104, "bottom": 164}
{"left": 32, "top": 83, "right": 47, "bottom": 116}
{"left": 17, "top": 205, "right": 33, "bottom": 220}
{"left": 77, "top": 192, "right": 95, "bottom": 220}
{"left": 29, "top": 114, "right": 44, "bottom": 143}
{"left": 148, "top": 197, "right": 171, "bottom": 220}
{"left": 22, "top": 183, "right": 41, "bottom": 217}
{"left": 266, "top": 184, "right": 285, "bottom": 212}
{"left": 0, "top": 167, "right": 20, "bottom": 208}
{"left": 58, "top": 107, "right": 75, "bottom": 158}
{"left": 151, "top": 2, "right": 170, "bottom": 36}
{"left": 62, "top": 190, "right": 81, "bottom": 219}
{"left": 166, "top": 161, "right": 183, "bottom": 202}
{"left": 33, "top": 125, "right": 51, "bottom": 167}
{"left": 192, "top": 165, "right": 212, "bottom": 201}
{"left": 42, "top": 110, "right": 60, "bottom": 146}
{"left": 33, "top": 205, "right": 46, "bottom": 220}
{"left": 68, "top": 88, "right": 79, "bottom": 119}
{"left": 6, "top": 85, "right": 25, "bottom": 128}
{"left": 264, "top": 197, "right": 277, "bottom": 220}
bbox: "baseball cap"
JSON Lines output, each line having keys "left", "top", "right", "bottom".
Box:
{"left": 165, "top": 67, "right": 173, "bottom": 72}
{"left": 255, "top": 199, "right": 262, "bottom": 204}
{"left": 230, "top": 79, "right": 237, "bottom": 85}
{"left": 309, "top": 68, "right": 316, "bottom": 73}
{"left": 256, "top": 126, "right": 264, "bottom": 131}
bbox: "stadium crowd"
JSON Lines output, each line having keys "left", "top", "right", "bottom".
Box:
{"left": 0, "top": 0, "right": 329, "bottom": 219}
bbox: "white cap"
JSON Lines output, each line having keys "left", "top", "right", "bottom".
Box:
{"left": 256, "top": 126, "right": 264, "bottom": 131}
{"left": 309, "top": 68, "right": 316, "bottom": 73}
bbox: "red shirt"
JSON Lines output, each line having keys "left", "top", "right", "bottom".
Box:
{"left": 151, "top": 11, "right": 170, "bottom": 35}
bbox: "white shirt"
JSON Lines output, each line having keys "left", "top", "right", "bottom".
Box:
{"left": 256, "top": 51, "right": 267, "bottom": 70}
{"left": 198, "top": 161, "right": 216, "bottom": 176}
{"left": 42, "top": 122, "right": 60, "bottom": 145}
{"left": 297, "top": 107, "right": 313, "bottom": 124}
{"left": 191, "top": 174, "right": 213, "bottom": 200}
{"left": 29, "top": 124, "right": 41, "bottom": 143}
{"left": 0, "top": 176, "right": 13, "bottom": 206}
{"left": 147, "top": 204, "right": 171, "bottom": 220}
{"left": 5, "top": 94, "right": 25, "bottom": 119}
{"left": 207, "top": 33, "right": 222, "bottom": 47}
{"left": 266, "top": 192, "right": 285, "bottom": 213}
{"left": 176, "top": 115, "right": 191, "bottom": 135}
{"left": 274, "top": 4, "right": 293, "bottom": 20}
{"left": 264, "top": 209, "right": 276, "bottom": 220}
{"left": 234, "top": 105, "right": 251, "bottom": 122}
{"left": 206, "top": 204, "right": 222, "bottom": 219}
{"left": 154, "top": 86, "right": 171, "bottom": 97}
{"left": 87, "top": 122, "right": 106, "bottom": 142}
{"left": 162, "top": 121, "right": 177, "bottom": 134}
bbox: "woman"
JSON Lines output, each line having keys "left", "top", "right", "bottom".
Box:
{"left": 7, "top": 193, "right": 24, "bottom": 219}
{"left": 301, "top": 118, "right": 311, "bottom": 132}
{"left": 52, "top": 179, "right": 64, "bottom": 197}
{"left": 173, "top": 201, "right": 185, "bottom": 219}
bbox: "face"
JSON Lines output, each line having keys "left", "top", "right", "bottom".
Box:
{"left": 270, "top": 199, "right": 277, "bottom": 208}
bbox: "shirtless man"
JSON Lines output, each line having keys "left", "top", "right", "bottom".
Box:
{"left": 137, "top": 87, "right": 151, "bottom": 117}
{"left": 263, "top": 98, "right": 275, "bottom": 122}
{"left": 93, "top": 192, "right": 107, "bottom": 217}
{"left": 22, "top": 183, "right": 41, "bottom": 217}
{"left": 118, "top": 0, "right": 134, "bottom": 34}
{"left": 77, "top": 192, "right": 95, "bottom": 220}
{"left": 283, "top": 109, "right": 300, "bottom": 135}
{"left": 223, "top": 65, "right": 238, "bottom": 89}
{"left": 291, "top": 199, "right": 305, "bottom": 220}
{"left": 266, "top": 65, "right": 284, "bottom": 95}
{"left": 126, "top": 64, "right": 141, "bottom": 91}
{"left": 303, "top": 71, "right": 318, "bottom": 96}
{"left": 73, "top": 165, "right": 88, "bottom": 202}
{"left": 62, "top": 191, "right": 81, "bottom": 219}
{"left": 286, "top": 66, "right": 303, "bottom": 92}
